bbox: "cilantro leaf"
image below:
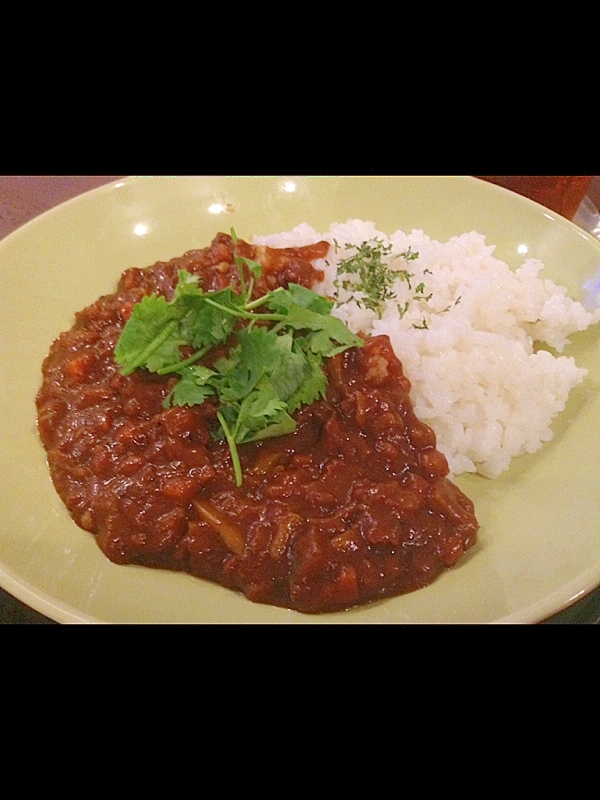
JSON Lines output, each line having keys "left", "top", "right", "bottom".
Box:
{"left": 214, "top": 327, "right": 311, "bottom": 408}
{"left": 214, "top": 380, "right": 295, "bottom": 487}
{"left": 166, "top": 365, "right": 216, "bottom": 408}
{"left": 265, "top": 283, "right": 334, "bottom": 316}
{"left": 115, "top": 277, "right": 242, "bottom": 377}
{"left": 180, "top": 287, "right": 240, "bottom": 350}
{"left": 145, "top": 332, "right": 188, "bottom": 374}
{"left": 244, "top": 413, "right": 297, "bottom": 442}
{"left": 278, "top": 305, "right": 363, "bottom": 355}
{"left": 267, "top": 332, "right": 310, "bottom": 401}
{"left": 286, "top": 348, "right": 328, "bottom": 413}
{"left": 213, "top": 327, "right": 271, "bottom": 403}
{"left": 172, "top": 269, "right": 202, "bottom": 301}
{"left": 114, "top": 294, "right": 183, "bottom": 375}
{"left": 233, "top": 379, "right": 293, "bottom": 443}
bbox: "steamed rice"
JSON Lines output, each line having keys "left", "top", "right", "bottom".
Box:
{"left": 254, "top": 221, "right": 600, "bottom": 478}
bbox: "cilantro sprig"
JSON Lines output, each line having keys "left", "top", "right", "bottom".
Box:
{"left": 114, "top": 231, "right": 363, "bottom": 486}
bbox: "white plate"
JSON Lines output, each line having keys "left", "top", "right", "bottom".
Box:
{"left": 2, "top": 175, "right": 600, "bottom": 623}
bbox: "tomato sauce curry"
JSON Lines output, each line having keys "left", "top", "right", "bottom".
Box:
{"left": 36, "top": 233, "right": 478, "bottom": 613}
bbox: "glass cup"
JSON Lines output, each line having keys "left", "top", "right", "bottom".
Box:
{"left": 573, "top": 194, "right": 600, "bottom": 239}
{"left": 475, "top": 176, "right": 593, "bottom": 220}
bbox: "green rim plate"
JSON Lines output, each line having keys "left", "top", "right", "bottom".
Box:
{"left": 2, "top": 175, "right": 600, "bottom": 623}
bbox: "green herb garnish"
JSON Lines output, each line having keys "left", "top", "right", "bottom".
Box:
{"left": 333, "top": 239, "right": 420, "bottom": 318}
{"left": 114, "top": 231, "right": 363, "bottom": 486}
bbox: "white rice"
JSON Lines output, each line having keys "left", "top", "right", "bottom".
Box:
{"left": 254, "top": 221, "right": 600, "bottom": 478}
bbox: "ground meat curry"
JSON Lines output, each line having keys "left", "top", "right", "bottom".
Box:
{"left": 36, "top": 233, "right": 478, "bottom": 613}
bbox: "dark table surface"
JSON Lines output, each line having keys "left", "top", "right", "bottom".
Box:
{"left": 2, "top": 175, "right": 600, "bottom": 624}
